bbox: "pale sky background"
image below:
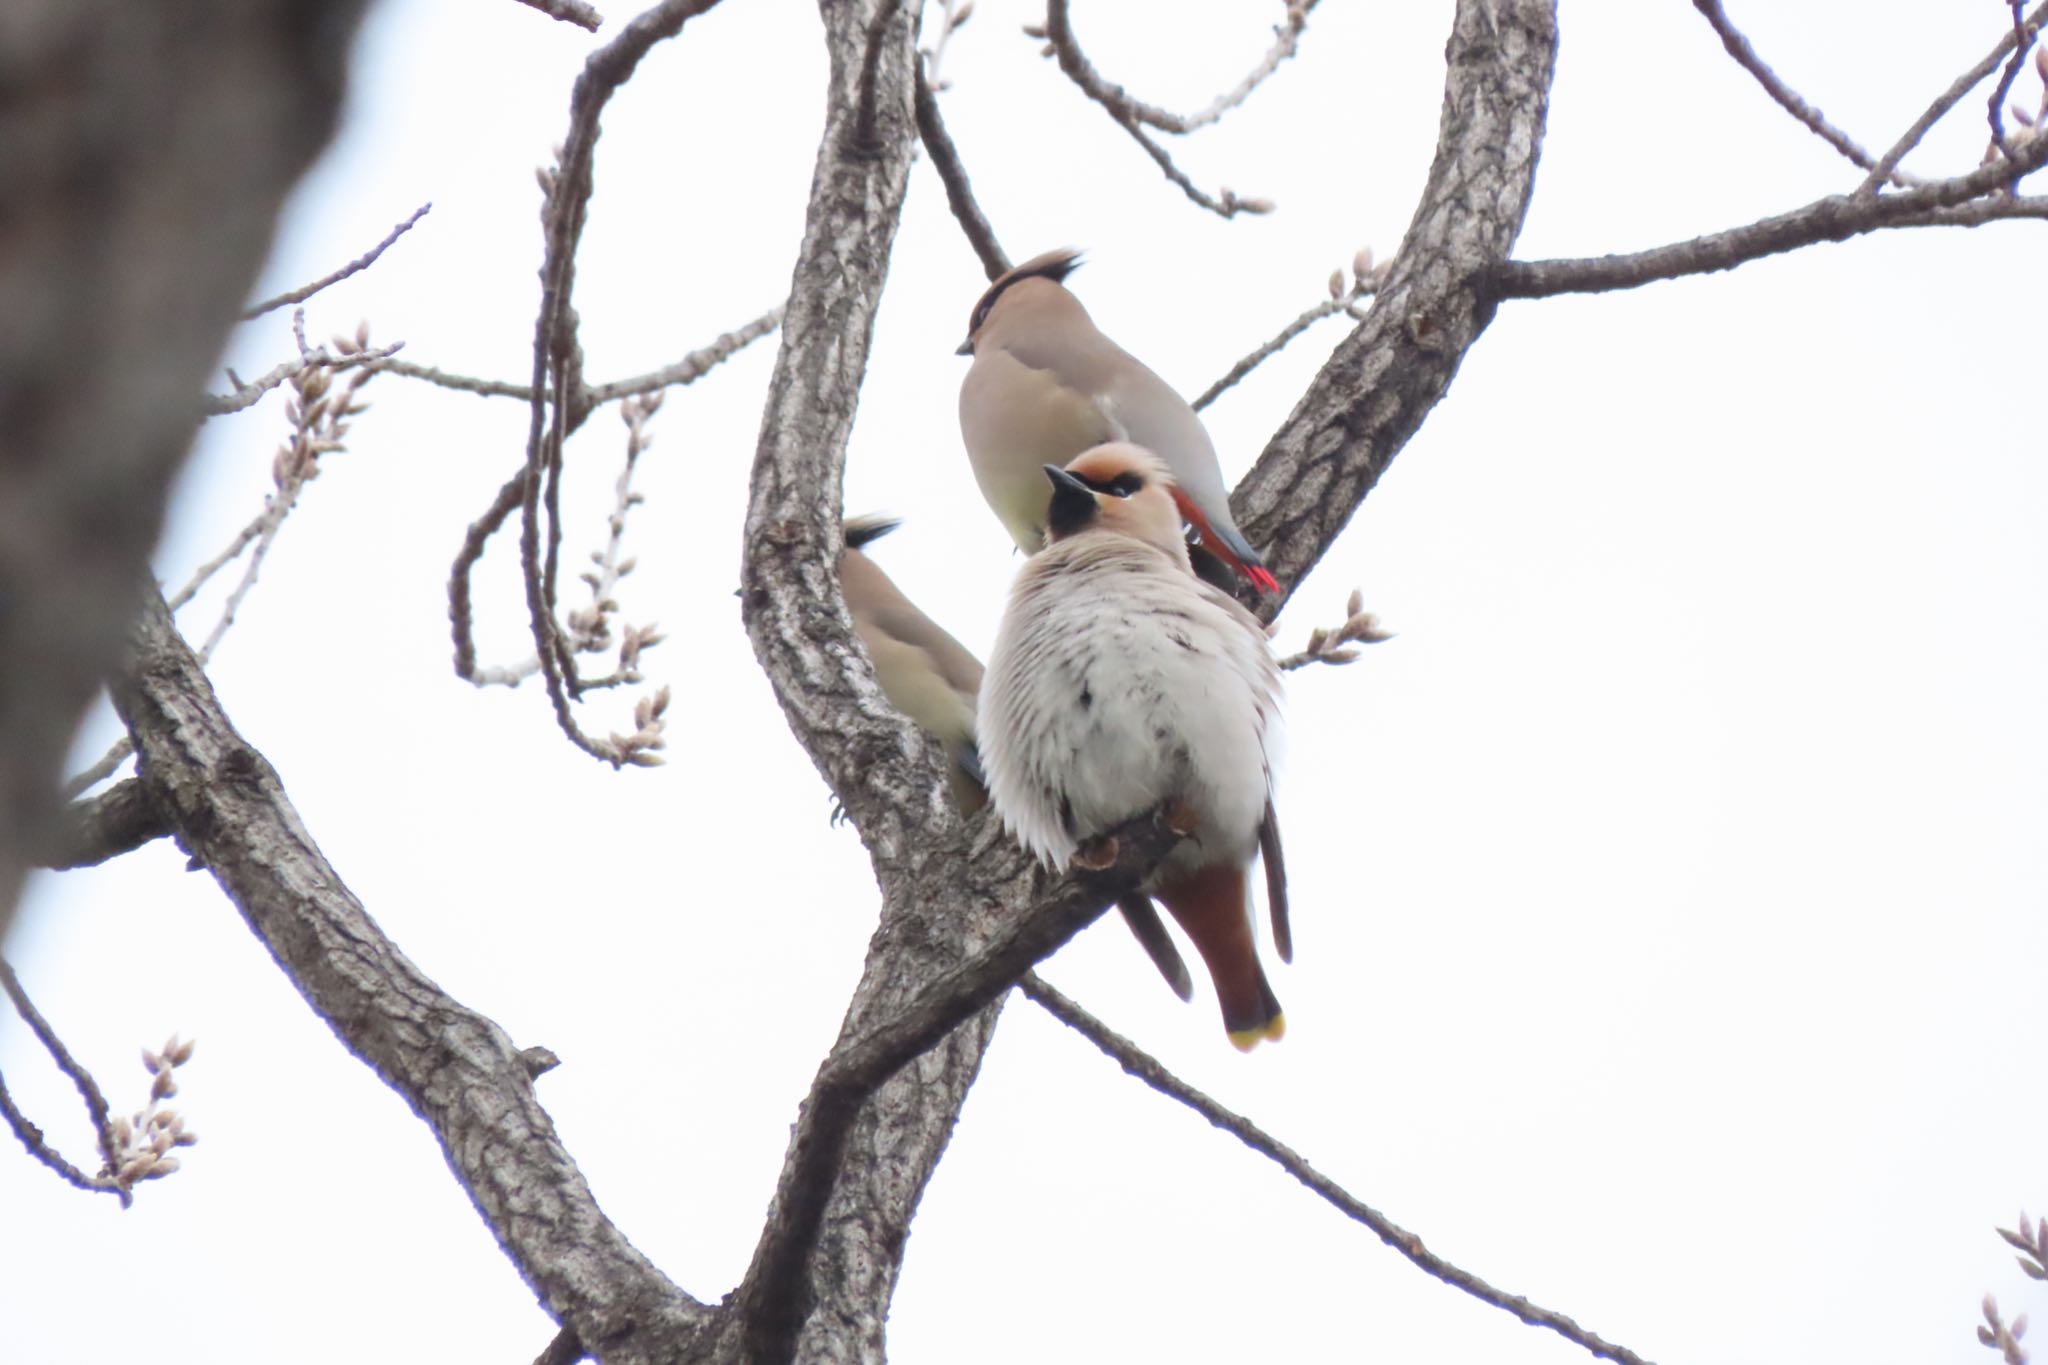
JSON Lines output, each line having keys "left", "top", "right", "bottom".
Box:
{"left": 5, "top": 2, "right": 2047, "bottom": 1363}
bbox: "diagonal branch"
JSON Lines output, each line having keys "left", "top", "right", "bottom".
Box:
{"left": 1484, "top": 144, "right": 2048, "bottom": 301}
{"left": 915, "top": 64, "right": 1011, "bottom": 280}
{"left": 1021, "top": 974, "right": 1657, "bottom": 1365}
{"left": 109, "top": 586, "right": 710, "bottom": 1364}
{"left": 1041, "top": 0, "right": 1276, "bottom": 218}
{"left": 0, "top": 958, "right": 128, "bottom": 1205}
{"left": 240, "top": 203, "right": 432, "bottom": 319}
{"left": 1861, "top": 1, "right": 2048, "bottom": 191}
{"left": 1989, "top": 0, "right": 2039, "bottom": 160}
{"left": 1690, "top": 1, "right": 1899, "bottom": 184}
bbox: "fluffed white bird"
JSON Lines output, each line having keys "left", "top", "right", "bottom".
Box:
{"left": 842, "top": 515, "right": 1198, "bottom": 996}
{"left": 956, "top": 249, "right": 1280, "bottom": 596}
{"left": 840, "top": 515, "right": 988, "bottom": 814}
{"left": 979, "top": 443, "right": 1291, "bottom": 1049}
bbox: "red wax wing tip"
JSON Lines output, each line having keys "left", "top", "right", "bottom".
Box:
{"left": 1248, "top": 566, "right": 1280, "bottom": 595}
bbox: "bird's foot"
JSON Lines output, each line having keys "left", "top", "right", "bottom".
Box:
{"left": 1165, "top": 800, "right": 1202, "bottom": 836}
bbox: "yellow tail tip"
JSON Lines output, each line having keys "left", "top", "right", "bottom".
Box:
{"left": 1226, "top": 1012, "right": 1287, "bottom": 1052}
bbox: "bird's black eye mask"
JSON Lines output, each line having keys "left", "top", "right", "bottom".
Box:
{"left": 1074, "top": 471, "right": 1145, "bottom": 498}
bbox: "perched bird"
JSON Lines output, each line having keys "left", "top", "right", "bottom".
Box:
{"left": 842, "top": 515, "right": 1199, "bottom": 994}
{"left": 979, "top": 443, "right": 1291, "bottom": 1050}
{"left": 956, "top": 248, "right": 1280, "bottom": 596}
{"left": 839, "top": 515, "right": 989, "bottom": 814}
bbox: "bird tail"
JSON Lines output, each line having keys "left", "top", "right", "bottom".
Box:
{"left": 1167, "top": 489, "right": 1279, "bottom": 595}
{"left": 945, "top": 739, "right": 989, "bottom": 815}
{"left": 843, "top": 514, "right": 903, "bottom": 550}
{"left": 1154, "top": 862, "right": 1285, "bottom": 1051}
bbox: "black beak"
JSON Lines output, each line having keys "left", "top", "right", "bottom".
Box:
{"left": 1043, "top": 464, "right": 1098, "bottom": 539}
{"left": 955, "top": 337, "right": 974, "bottom": 357}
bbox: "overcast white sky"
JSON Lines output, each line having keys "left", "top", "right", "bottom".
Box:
{"left": 6, "top": 2, "right": 2047, "bottom": 1362}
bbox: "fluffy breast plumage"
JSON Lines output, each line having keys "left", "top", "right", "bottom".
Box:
{"left": 981, "top": 540, "right": 1279, "bottom": 872}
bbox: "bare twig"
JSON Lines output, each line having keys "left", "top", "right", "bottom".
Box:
{"left": 512, "top": 0, "right": 730, "bottom": 766}
{"left": 0, "top": 1069, "right": 120, "bottom": 1202}
{"left": 1193, "top": 251, "right": 1384, "bottom": 412}
{"left": 1488, "top": 143, "right": 2048, "bottom": 300}
{"left": 1861, "top": 1, "right": 2048, "bottom": 191}
{"left": 471, "top": 396, "right": 670, "bottom": 706}
{"left": 240, "top": 203, "right": 431, "bottom": 319}
{"left": 915, "top": 64, "right": 1010, "bottom": 279}
{"left": 198, "top": 328, "right": 380, "bottom": 663}
{"left": 1990, "top": 0, "right": 2038, "bottom": 162}
{"left": 450, "top": 468, "right": 530, "bottom": 683}
{"left": 203, "top": 336, "right": 403, "bottom": 416}
{"left": 1274, "top": 586, "right": 1391, "bottom": 671}
{"left": 1036, "top": 0, "right": 1316, "bottom": 135}
{"left": 1020, "top": 974, "right": 1659, "bottom": 1365}
{"left": 1690, "top": 1, "right": 1903, "bottom": 184}
{"left": 370, "top": 306, "right": 779, "bottom": 406}
{"left": 580, "top": 307, "right": 783, "bottom": 404}
{"left": 0, "top": 960, "right": 128, "bottom": 1206}
{"left": 918, "top": 0, "right": 973, "bottom": 92}
{"left": 1040, "top": 0, "right": 1276, "bottom": 218}
{"left": 514, "top": 0, "right": 603, "bottom": 29}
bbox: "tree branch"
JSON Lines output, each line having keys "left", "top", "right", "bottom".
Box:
{"left": 0, "top": 959, "right": 128, "bottom": 1205}
{"left": 1041, "top": 0, "right": 1317, "bottom": 135}
{"left": 514, "top": 0, "right": 605, "bottom": 30}
{"left": 34, "top": 779, "right": 170, "bottom": 870}
{"left": 1690, "top": 1, "right": 1898, "bottom": 184}
{"left": 240, "top": 203, "right": 432, "bottom": 319}
{"left": 1861, "top": 1, "right": 2048, "bottom": 191}
{"left": 915, "top": 64, "right": 1011, "bottom": 280}
{"left": 1021, "top": 974, "right": 1658, "bottom": 1365}
{"left": 1232, "top": 0, "right": 1558, "bottom": 606}
{"left": 1485, "top": 147, "right": 2048, "bottom": 301}
{"left": 514, "top": 0, "right": 731, "bottom": 765}
{"left": 109, "top": 586, "right": 711, "bottom": 1364}
{"left": 1040, "top": 0, "right": 1277, "bottom": 218}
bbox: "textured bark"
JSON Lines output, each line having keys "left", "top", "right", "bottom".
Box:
{"left": 732, "top": 2, "right": 1558, "bottom": 1363}
{"left": 0, "top": 0, "right": 372, "bottom": 946}
{"left": 35, "top": 779, "right": 171, "bottom": 871}
{"left": 1235, "top": 0, "right": 1558, "bottom": 599}
{"left": 733, "top": 1, "right": 1009, "bottom": 1358}
{"left": 109, "top": 590, "right": 710, "bottom": 1365}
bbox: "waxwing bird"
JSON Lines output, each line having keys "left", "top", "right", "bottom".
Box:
{"left": 842, "top": 515, "right": 1196, "bottom": 995}
{"left": 840, "top": 515, "right": 989, "bottom": 814}
{"left": 956, "top": 249, "right": 1280, "bottom": 596}
{"left": 979, "top": 443, "right": 1290, "bottom": 1049}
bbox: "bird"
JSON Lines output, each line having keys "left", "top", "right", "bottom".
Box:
{"left": 956, "top": 248, "right": 1280, "bottom": 596}
{"left": 839, "top": 515, "right": 989, "bottom": 815}
{"left": 841, "top": 514, "right": 1199, "bottom": 997}
{"left": 978, "top": 442, "right": 1291, "bottom": 1050}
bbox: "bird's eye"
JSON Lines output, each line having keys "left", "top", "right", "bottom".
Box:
{"left": 1104, "top": 473, "right": 1144, "bottom": 498}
